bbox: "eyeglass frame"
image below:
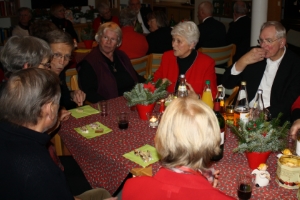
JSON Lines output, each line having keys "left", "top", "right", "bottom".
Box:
{"left": 52, "top": 53, "right": 72, "bottom": 62}
{"left": 257, "top": 37, "right": 282, "bottom": 45}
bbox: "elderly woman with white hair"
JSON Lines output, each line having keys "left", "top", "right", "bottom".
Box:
{"left": 77, "top": 22, "right": 145, "bottom": 103}
{"left": 122, "top": 97, "right": 234, "bottom": 199}
{"left": 153, "top": 21, "right": 217, "bottom": 98}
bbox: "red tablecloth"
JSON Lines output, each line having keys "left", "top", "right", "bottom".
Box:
{"left": 59, "top": 97, "right": 297, "bottom": 199}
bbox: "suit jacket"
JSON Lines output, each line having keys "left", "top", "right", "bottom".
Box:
{"left": 222, "top": 49, "right": 300, "bottom": 123}
{"left": 146, "top": 26, "right": 173, "bottom": 54}
{"left": 140, "top": 6, "right": 152, "bottom": 31}
{"left": 196, "top": 17, "right": 227, "bottom": 49}
{"left": 226, "top": 16, "right": 251, "bottom": 63}
{"left": 122, "top": 168, "right": 235, "bottom": 200}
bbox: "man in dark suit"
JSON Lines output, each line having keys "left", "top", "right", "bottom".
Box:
{"left": 196, "top": 1, "right": 226, "bottom": 50}
{"left": 226, "top": 0, "right": 251, "bottom": 63}
{"left": 128, "top": 0, "right": 152, "bottom": 34}
{"left": 222, "top": 21, "right": 300, "bottom": 123}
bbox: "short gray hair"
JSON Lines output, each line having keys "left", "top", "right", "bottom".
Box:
{"left": 171, "top": 21, "right": 199, "bottom": 46}
{"left": 233, "top": 1, "right": 248, "bottom": 15}
{"left": 261, "top": 21, "right": 286, "bottom": 39}
{"left": 0, "top": 36, "right": 52, "bottom": 77}
{"left": 0, "top": 68, "right": 61, "bottom": 126}
{"left": 95, "top": 22, "right": 122, "bottom": 46}
{"left": 45, "top": 29, "right": 74, "bottom": 49}
{"left": 120, "top": 8, "right": 137, "bottom": 27}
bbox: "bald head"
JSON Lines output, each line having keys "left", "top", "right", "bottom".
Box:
{"left": 198, "top": 1, "right": 213, "bottom": 22}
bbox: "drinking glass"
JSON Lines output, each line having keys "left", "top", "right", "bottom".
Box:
{"left": 118, "top": 112, "right": 129, "bottom": 130}
{"left": 237, "top": 174, "right": 253, "bottom": 200}
{"left": 100, "top": 100, "right": 108, "bottom": 116}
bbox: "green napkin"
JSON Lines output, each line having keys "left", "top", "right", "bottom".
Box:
{"left": 123, "top": 144, "right": 159, "bottom": 167}
{"left": 69, "top": 105, "right": 100, "bottom": 119}
{"left": 74, "top": 122, "right": 112, "bottom": 139}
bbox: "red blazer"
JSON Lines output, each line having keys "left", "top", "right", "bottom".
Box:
{"left": 92, "top": 16, "right": 120, "bottom": 33}
{"left": 122, "top": 168, "right": 234, "bottom": 200}
{"left": 154, "top": 50, "right": 217, "bottom": 98}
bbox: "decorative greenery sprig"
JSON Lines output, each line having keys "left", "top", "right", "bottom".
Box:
{"left": 228, "top": 113, "right": 290, "bottom": 153}
{"left": 123, "top": 75, "right": 169, "bottom": 107}
{"left": 81, "top": 25, "right": 94, "bottom": 40}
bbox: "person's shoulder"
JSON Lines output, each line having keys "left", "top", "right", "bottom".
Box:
{"left": 197, "top": 51, "right": 214, "bottom": 62}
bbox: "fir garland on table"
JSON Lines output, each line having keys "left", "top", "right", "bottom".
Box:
{"left": 228, "top": 113, "right": 290, "bottom": 153}
{"left": 123, "top": 75, "right": 170, "bottom": 107}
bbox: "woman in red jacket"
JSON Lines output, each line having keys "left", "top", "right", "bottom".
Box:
{"left": 153, "top": 21, "right": 217, "bottom": 98}
{"left": 122, "top": 97, "right": 234, "bottom": 200}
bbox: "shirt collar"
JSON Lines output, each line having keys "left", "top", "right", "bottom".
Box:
{"left": 266, "top": 46, "right": 286, "bottom": 65}
{"left": 202, "top": 16, "right": 211, "bottom": 22}
{"left": 235, "top": 15, "right": 246, "bottom": 22}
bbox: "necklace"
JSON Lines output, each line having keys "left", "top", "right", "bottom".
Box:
{"left": 110, "top": 62, "right": 117, "bottom": 73}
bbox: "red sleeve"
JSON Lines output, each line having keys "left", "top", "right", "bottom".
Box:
{"left": 292, "top": 96, "right": 300, "bottom": 111}
{"left": 206, "top": 59, "right": 217, "bottom": 98}
{"left": 92, "top": 18, "right": 101, "bottom": 33}
{"left": 153, "top": 53, "right": 166, "bottom": 82}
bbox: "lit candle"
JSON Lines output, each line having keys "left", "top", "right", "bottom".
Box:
{"left": 149, "top": 116, "right": 158, "bottom": 128}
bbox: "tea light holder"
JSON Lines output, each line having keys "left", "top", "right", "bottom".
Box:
{"left": 147, "top": 112, "right": 161, "bottom": 128}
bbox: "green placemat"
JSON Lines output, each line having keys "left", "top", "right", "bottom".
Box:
{"left": 123, "top": 144, "right": 159, "bottom": 167}
{"left": 74, "top": 122, "right": 112, "bottom": 139}
{"left": 69, "top": 105, "right": 100, "bottom": 119}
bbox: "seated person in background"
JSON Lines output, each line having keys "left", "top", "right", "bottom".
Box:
{"left": 30, "top": 20, "right": 58, "bottom": 41}
{"left": 118, "top": 8, "right": 148, "bottom": 59}
{"left": 0, "top": 36, "right": 52, "bottom": 79}
{"left": 222, "top": 21, "right": 300, "bottom": 123}
{"left": 12, "top": 7, "right": 32, "bottom": 37}
{"left": 226, "top": 0, "right": 251, "bottom": 63}
{"left": 289, "top": 97, "right": 300, "bottom": 139}
{"left": 45, "top": 30, "right": 86, "bottom": 110}
{"left": 146, "top": 10, "right": 173, "bottom": 54}
{"left": 122, "top": 97, "right": 234, "bottom": 200}
{"left": 77, "top": 22, "right": 145, "bottom": 103}
{"left": 0, "top": 68, "right": 113, "bottom": 200}
{"left": 128, "top": 0, "right": 152, "bottom": 34}
{"left": 195, "top": 1, "right": 226, "bottom": 50}
{"left": 93, "top": 2, "right": 120, "bottom": 33}
{"left": 154, "top": 21, "right": 217, "bottom": 98}
{"left": 50, "top": 3, "right": 79, "bottom": 42}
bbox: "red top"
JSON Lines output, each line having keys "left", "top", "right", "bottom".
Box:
{"left": 154, "top": 50, "right": 217, "bottom": 97}
{"left": 292, "top": 96, "right": 300, "bottom": 111}
{"left": 122, "top": 167, "right": 235, "bottom": 200}
{"left": 92, "top": 16, "right": 120, "bottom": 33}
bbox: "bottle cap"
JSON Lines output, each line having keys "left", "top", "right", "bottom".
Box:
{"left": 218, "top": 87, "right": 223, "bottom": 92}
{"left": 241, "top": 81, "right": 246, "bottom": 85}
{"left": 180, "top": 74, "right": 185, "bottom": 78}
{"left": 257, "top": 89, "right": 263, "bottom": 94}
{"left": 205, "top": 80, "right": 210, "bottom": 84}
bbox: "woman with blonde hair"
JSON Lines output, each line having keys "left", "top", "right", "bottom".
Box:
{"left": 122, "top": 97, "right": 234, "bottom": 199}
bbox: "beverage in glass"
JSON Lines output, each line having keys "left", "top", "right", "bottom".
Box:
{"left": 237, "top": 174, "right": 252, "bottom": 200}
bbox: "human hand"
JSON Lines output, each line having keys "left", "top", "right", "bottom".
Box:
{"left": 71, "top": 90, "right": 86, "bottom": 106}
{"left": 59, "top": 108, "right": 71, "bottom": 122}
{"left": 290, "top": 119, "right": 300, "bottom": 140}
{"left": 162, "top": 78, "right": 171, "bottom": 85}
{"left": 236, "top": 48, "right": 266, "bottom": 71}
{"left": 186, "top": 82, "right": 199, "bottom": 100}
{"left": 212, "top": 170, "right": 220, "bottom": 188}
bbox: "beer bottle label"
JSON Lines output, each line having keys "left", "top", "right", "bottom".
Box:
{"left": 178, "top": 86, "right": 187, "bottom": 91}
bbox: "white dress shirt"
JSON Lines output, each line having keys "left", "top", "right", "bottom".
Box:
{"left": 137, "top": 11, "right": 150, "bottom": 34}
{"left": 231, "top": 47, "right": 286, "bottom": 108}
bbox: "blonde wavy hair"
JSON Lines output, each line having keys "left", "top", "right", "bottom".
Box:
{"left": 155, "top": 97, "right": 221, "bottom": 170}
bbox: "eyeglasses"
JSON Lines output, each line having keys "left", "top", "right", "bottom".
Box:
{"left": 257, "top": 38, "right": 281, "bottom": 45}
{"left": 102, "top": 36, "right": 117, "bottom": 44}
{"left": 39, "top": 62, "right": 51, "bottom": 68}
{"left": 52, "top": 53, "right": 72, "bottom": 61}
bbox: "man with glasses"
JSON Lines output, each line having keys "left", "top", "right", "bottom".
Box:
{"left": 128, "top": 0, "right": 152, "bottom": 34}
{"left": 222, "top": 21, "right": 300, "bottom": 123}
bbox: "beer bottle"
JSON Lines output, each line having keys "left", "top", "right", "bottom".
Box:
{"left": 234, "top": 81, "right": 249, "bottom": 126}
{"left": 251, "top": 89, "right": 265, "bottom": 121}
{"left": 177, "top": 74, "right": 188, "bottom": 98}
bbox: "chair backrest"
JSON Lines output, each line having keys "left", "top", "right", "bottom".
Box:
{"left": 70, "top": 75, "right": 79, "bottom": 90}
{"left": 198, "top": 44, "right": 236, "bottom": 67}
{"left": 287, "top": 29, "right": 300, "bottom": 47}
{"left": 65, "top": 68, "right": 78, "bottom": 90}
{"left": 130, "top": 55, "right": 150, "bottom": 78}
{"left": 224, "top": 86, "right": 239, "bottom": 107}
{"left": 149, "top": 53, "right": 163, "bottom": 75}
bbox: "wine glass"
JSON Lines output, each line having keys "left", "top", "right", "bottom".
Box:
{"left": 237, "top": 174, "right": 253, "bottom": 200}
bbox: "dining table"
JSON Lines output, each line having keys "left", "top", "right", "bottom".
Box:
{"left": 59, "top": 96, "right": 298, "bottom": 199}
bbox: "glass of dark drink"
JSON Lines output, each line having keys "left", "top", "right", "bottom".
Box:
{"left": 237, "top": 174, "right": 253, "bottom": 200}
{"left": 118, "top": 112, "right": 129, "bottom": 130}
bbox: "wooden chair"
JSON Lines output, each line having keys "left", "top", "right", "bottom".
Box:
{"left": 130, "top": 55, "right": 150, "bottom": 78}
{"left": 148, "top": 53, "right": 163, "bottom": 76}
{"left": 65, "top": 68, "right": 78, "bottom": 90}
{"left": 224, "top": 86, "right": 239, "bottom": 107}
